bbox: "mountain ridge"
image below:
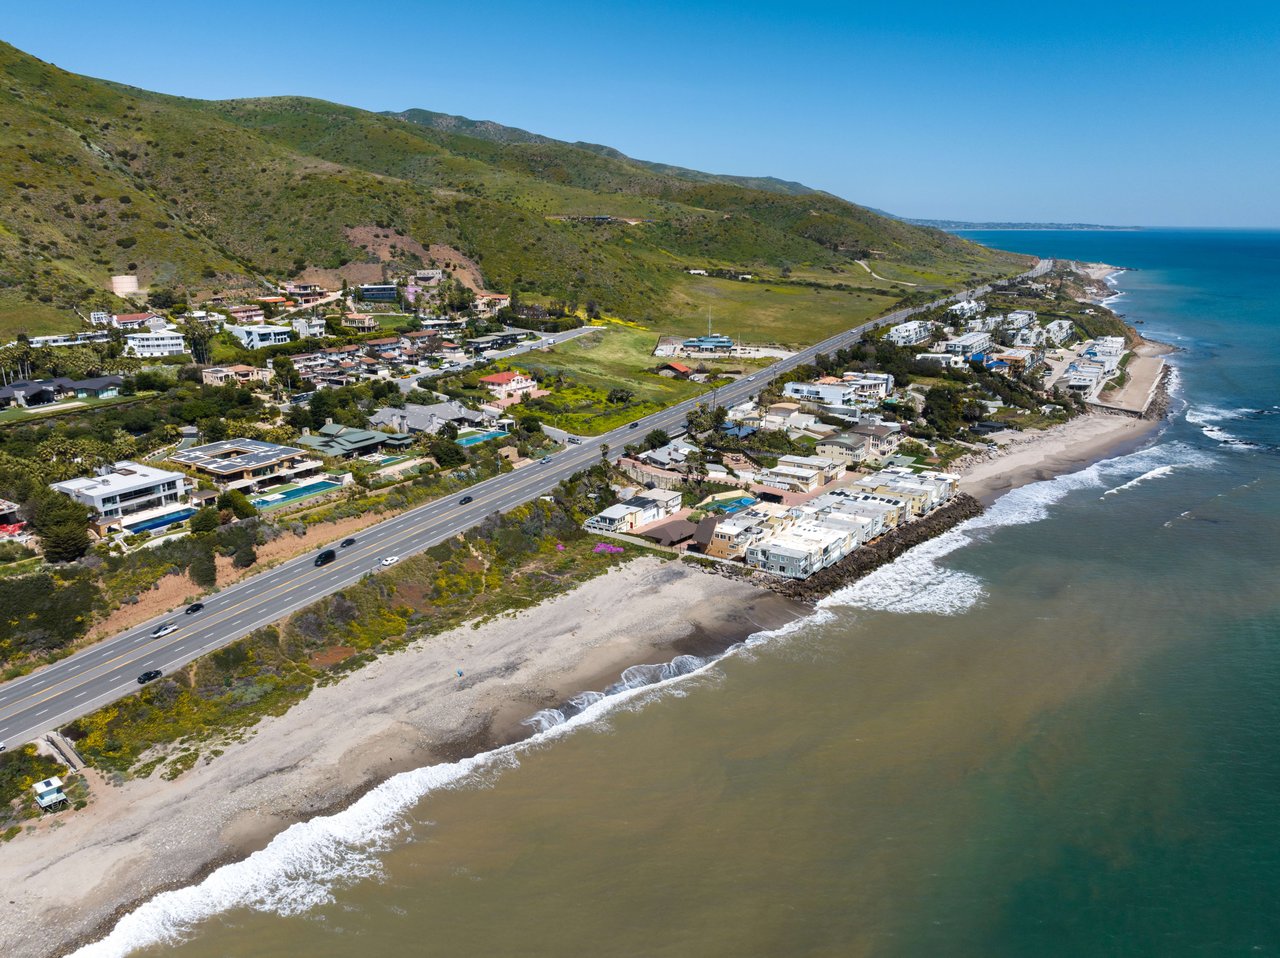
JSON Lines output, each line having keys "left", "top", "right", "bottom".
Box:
{"left": 0, "top": 39, "right": 1027, "bottom": 334}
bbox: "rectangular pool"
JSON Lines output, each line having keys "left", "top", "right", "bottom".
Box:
{"left": 251, "top": 480, "right": 341, "bottom": 510}
{"left": 124, "top": 508, "right": 197, "bottom": 533}
{"left": 456, "top": 430, "right": 509, "bottom": 447}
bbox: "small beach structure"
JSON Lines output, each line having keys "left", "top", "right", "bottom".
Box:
{"left": 33, "top": 776, "right": 67, "bottom": 811}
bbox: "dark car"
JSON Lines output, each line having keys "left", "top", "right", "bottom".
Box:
{"left": 629, "top": 422, "right": 640, "bottom": 429}
{"left": 314, "top": 549, "right": 337, "bottom": 567}
{"left": 137, "top": 669, "right": 162, "bottom": 685}
{"left": 459, "top": 495, "right": 474, "bottom": 505}
{"left": 184, "top": 602, "right": 204, "bottom": 615}
{"left": 340, "top": 538, "right": 357, "bottom": 548}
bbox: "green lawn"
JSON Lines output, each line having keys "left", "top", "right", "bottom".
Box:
{"left": 662, "top": 274, "right": 900, "bottom": 347}
{"left": 517, "top": 326, "right": 753, "bottom": 434}
{"left": 0, "top": 391, "right": 156, "bottom": 425}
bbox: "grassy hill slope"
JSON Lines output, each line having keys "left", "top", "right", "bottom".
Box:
{"left": 0, "top": 40, "right": 1029, "bottom": 339}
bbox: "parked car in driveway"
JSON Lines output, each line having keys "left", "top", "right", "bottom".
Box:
{"left": 137, "top": 670, "right": 162, "bottom": 684}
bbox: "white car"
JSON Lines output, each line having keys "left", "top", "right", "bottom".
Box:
{"left": 380, "top": 556, "right": 400, "bottom": 567}
{"left": 151, "top": 623, "right": 177, "bottom": 638}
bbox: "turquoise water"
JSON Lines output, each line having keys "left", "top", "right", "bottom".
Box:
{"left": 80, "top": 231, "right": 1280, "bottom": 958}
{"left": 250, "top": 480, "right": 340, "bottom": 510}
{"left": 123, "top": 508, "right": 197, "bottom": 533}
{"left": 455, "top": 430, "right": 509, "bottom": 446}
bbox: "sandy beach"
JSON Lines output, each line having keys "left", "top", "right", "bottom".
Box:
{"left": 0, "top": 560, "right": 799, "bottom": 958}
{"left": 3, "top": 396, "right": 1169, "bottom": 958}
{"left": 957, "top": 412, "right": 1161, "bottom": 504}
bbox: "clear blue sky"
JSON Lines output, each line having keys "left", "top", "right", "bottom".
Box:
{"left": 4, "top": 1, "right": 1277, "bottom": 226}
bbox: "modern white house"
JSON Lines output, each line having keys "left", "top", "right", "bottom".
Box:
{"left": 291, "top": 315, "right": 328, "bottom": 339}
{"left": 947, "top": 299, "right": 986, "bottom": 320}
{"left": 124, "top": 330, "right": 188, "bottom": 357}
{"left": 50, "top": 461, "right": 192, "bottom": 533}
{"left": 916, "top": 352, "right": 968, "bottom": 369}
{"left": 1045, "top": 319, "right": 1076, "bottom": 345}
{"left": 885, "top": 320, "right": 934, "bottom": 346}
{"left": 25, "top": 331, "right": 111, "bottom": 349}
{"left": 941, "top": 331, "right": 992, "bottom": 357}
{"left": 226, "top": 323, "right": 293, "bottom": 349}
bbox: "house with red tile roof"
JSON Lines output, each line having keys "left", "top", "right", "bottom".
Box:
{"left": 478, "top": 369, "right": 536, "bottom": 400}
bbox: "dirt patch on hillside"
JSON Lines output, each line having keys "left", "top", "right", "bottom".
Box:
{"left": 427, "top": 244, "right": 486, "bottom": 291}
{"left": 344, "top": 226, "right": 433, "bottom": 265}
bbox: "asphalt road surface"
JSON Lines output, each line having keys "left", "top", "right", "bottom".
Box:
{"left": 0, "top": 261, "right": 1049, "bottom": 749}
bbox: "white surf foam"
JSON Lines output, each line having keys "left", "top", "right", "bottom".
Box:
{"left": 1101, "top": 464, "right": 1178, "bottom": 496}
{"left": 822, "top": 440, "right": 1214, "bottom": 618}
{"left": 68, "top": 607, "right": 832, "bottom": 958}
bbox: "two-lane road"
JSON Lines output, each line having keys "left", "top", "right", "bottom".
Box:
{"left": 0, "top": 261, "right": 1049, "bottom": 749}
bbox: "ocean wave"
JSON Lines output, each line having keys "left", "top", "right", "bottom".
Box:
{"left": 1185, "top": 403, "right": 1274, "bottom": 448}
{"left": 821, "top": 440, "right": 1214, "bottom": 617}
{"left": 68, "top": 607, "right": 834, "bottom": 958}
{"left": 1101, "top": 464, "right": 1178, "bottom": 496}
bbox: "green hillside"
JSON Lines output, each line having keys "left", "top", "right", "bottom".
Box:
{"left": 0, "top": 40, "right": 1029, "bottom": 339}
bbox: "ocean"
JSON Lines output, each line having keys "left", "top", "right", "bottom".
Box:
{"left": 81, "top": 230, "right": 1280, "bottom": 958}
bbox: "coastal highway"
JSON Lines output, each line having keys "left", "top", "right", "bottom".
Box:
{"left": 0, "top": 260, "right": 1050, "bottom": 749}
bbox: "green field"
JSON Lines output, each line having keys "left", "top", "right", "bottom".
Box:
{"left": 517, "top": 326, "right": 756, "bottom": 434}
{"left": 0, "top": 292, "right": 84, "bottom": 341}
{"left": 662, "top": 274, "right": 900, "bottom": 346}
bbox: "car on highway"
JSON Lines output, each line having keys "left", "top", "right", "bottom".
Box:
{"left": 567, "top": 437, "right": 582, "bottom": 444}
{"left": 380, "top": 555, "right": 400, "bottom": 567}
{"left": 314, "top": 549, "right": 337, "bottom": 567}
{"left": 137, "top": 669, "right": 162, "bottom": 684}
{"left": 151, "top": 622, "right": 177, "bottom": 638}
{"left": 459, "top": 495, "right": 474, "bottom": 505}
{"left": 540, "top": 456, "right": 552, "bottom": 464}
{"left": 340, "top": 538, "right": 357, "bottom": 548}
{"left": 0, "top": 742, "right": 6, "bottom": 752}
{"left": 184, "top": 602, "right": 204, "bottom": 615}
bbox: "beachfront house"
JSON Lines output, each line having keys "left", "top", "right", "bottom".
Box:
{"left": 885, "top": 320, "right": 933, "bottom": 346}
{"left": 169, "top": 439, "right": 323, "bottom": 492}
{"left": 50, "top": 461, "right": 192, "bottom": 535}
{"left": 295, "top": 422, "right": 413, "bottom": 459}
{"left": 226, "top": 324, "right": 293, "bottom": 349}
{"left": 125, "top": 330, "right": 188, "bottom": 358}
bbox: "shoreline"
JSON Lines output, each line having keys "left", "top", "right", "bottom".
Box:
{"left": 955, "top": 411, "right": 1162, "bottom": 505}
{"left": 7, "top": 366, "right": 1173, "bottom": 958}
{"left": 2, "top": 560, "right": 802, "bottom": 958}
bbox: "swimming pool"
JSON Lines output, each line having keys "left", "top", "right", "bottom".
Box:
{"left": 709, "top": 496, "right": 757, "bottom": 514}
{"left": 124, "top": 508, "right": 197, "bottom": 533}
{"left": 251, "top": 480, "right": 340, "bottom": 509}
{"left": 456, "top": 430, "right": 509, "bottom": 447}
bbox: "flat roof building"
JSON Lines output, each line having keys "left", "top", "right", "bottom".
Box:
{"left": 170, "top": 439, "right": 322, "bottom": 492}
{"left": 51, "top": 461, "right": 190, "bottom": 532}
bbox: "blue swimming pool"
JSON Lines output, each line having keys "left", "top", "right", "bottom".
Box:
{"left": 124, "top": 508, "right": 197, "bottom": 533}
{"left": 251, "top": 480, "right": 340, "bottom": 509}
{"left": 456, "top": 430, "right": 509, "bottom": 447}
{"left": 710, "top": 496, "right": 757, "bottom": 515}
